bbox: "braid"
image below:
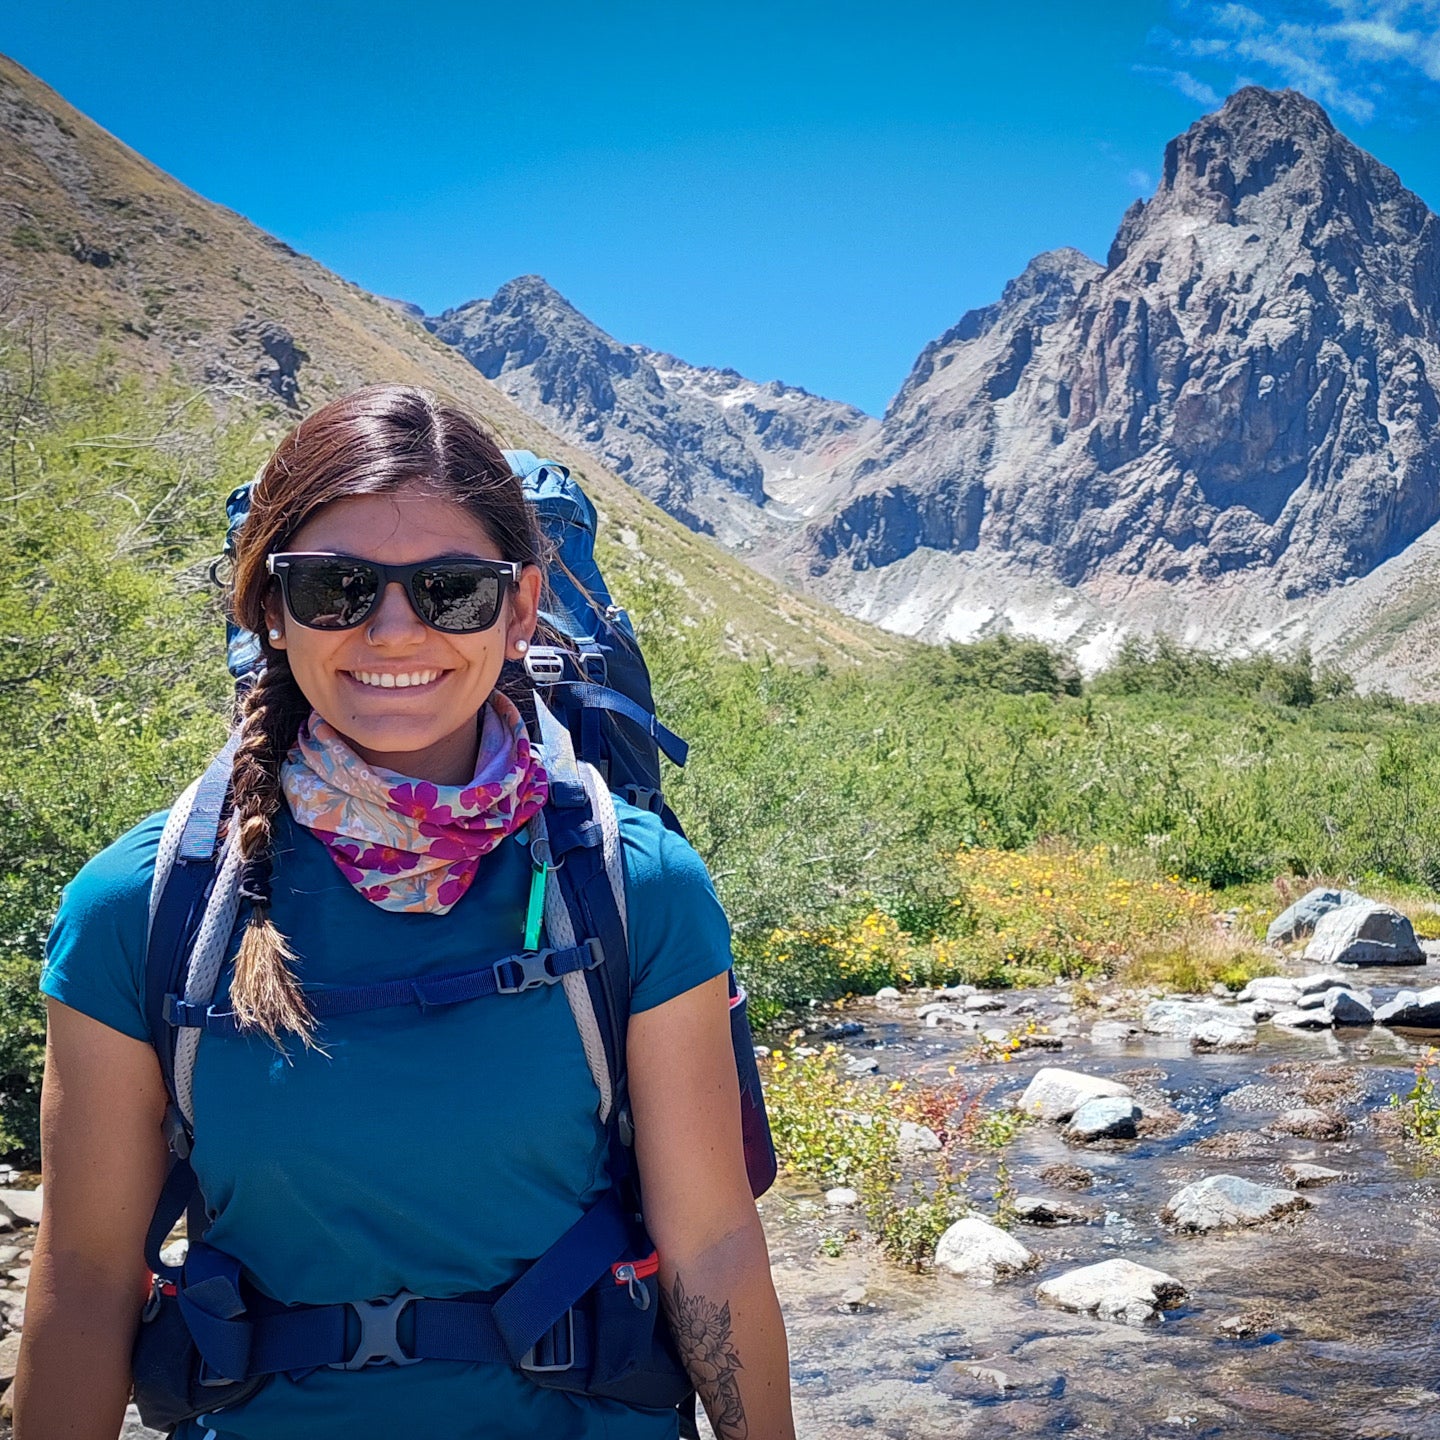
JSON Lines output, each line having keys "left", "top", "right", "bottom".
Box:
{"left": 227, "top": 657, "right": 316, "bottom": 1045}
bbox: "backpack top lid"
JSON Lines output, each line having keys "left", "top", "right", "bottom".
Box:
{"left": 504, "top": 450, "right": 625, "bottom": 650}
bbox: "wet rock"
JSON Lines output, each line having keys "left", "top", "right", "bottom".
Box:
{"left": 825, "top": 1187, "right": 859, "bottom": 1208}
{"left": 981, "top": 1027, "right": 1010, "bottom": 1045}
{"left": 1271, "top": 1007, "right": 1333, "bottom": 1030}
{"left": 1298, "top": 972, "right": 1353, "bottom": 996}
{"left": 1188, "top": 1130, "right": 1274, "bottom": 1159}
{"left": 1191, "top": 1019, "right": 1258, "bottom": 1050}
{"left": 1144, "top": 1000, "right": 1257, "bottom": 1041}
{"left": 1245, "top": 998, "right": 1281, "bottom": 1021}
{"left": 1238, "top": 977, "right": 1305, "bottom": 1005}
{"left": 1282, "top": 1161, "right": 1348, "bottom": 1188}
{"left": 1305, "top": 903, "right": 1425, "bottom": 966}
{"left": 898, "top": 1122, "right": 942, "bottom": 1153}
{"left": 1376, "top": 986, "right": 1440, "bottom": 1030}
{"left": 1267, "top": 887, "right": 1363, "bottom": 946}
{"left": 1018, "top": 1067, "right": 1133, "bottom": 1122}
{"left": 931, "top": 1361, "right": 1018, "bottom": 1399}
{"left": 936, "top": 984, "right": 977, "bottom": 999}
{"left": 1065, "top": 1096, "right": 1143, "bottom": 1142}
{"left": 934, "top": 1216, "right": 1036, "bottom": 1282}
{"left": 1089, "top": 1020, "right": 1140, "bottom": 1044}
{"left": 1217, "top": 1305, "right": 1291, "bottom": 1338}
{"left": 1325, "top": 989, "right": 1375, "bottom": 1026}
{"left": 1017, "top": 1032, "right": 1065, "bottom": 1051}
{"left": 965, "top": 994, "right": 1007, "bottom": 1013}
{"left": 822, "top": 1020, "right": 865, "bottom": 1040}
{"left": 843, "top": 1056, "right": 879, "bottom": 1076}
{"left": 1270, "top": 1106, "right": 1348, "bottom": 1139}
{"left": 873, "top": 986, "right": 901, "bottom": 1002}
{"left": 1014, "top": 1195, "right": 1098, "bottom": 1225}
{"left": 839, "top": 1285, "right": 869, "bottom": 1313}
{"left": 0, "top": 1189, "right": 40, "bottom": 1226}
{"left": 1036, "top": 1257, "right": 1186, "bottom": 1326}
{"left": 1039, "top": 1162, "right": 1096, "bottom": 1190}
{"left": 1162, "top": 1174, "right": 1309, "bottom": 1231}
{"left": 914, "top": 1003, "right": 955, "bottom": 1021}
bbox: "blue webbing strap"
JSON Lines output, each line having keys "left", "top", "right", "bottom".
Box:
{"left": 178, "top": 731, "right": 241, "bottom": 861}
{"left": 144, "top": 1155, "right": 198, "bottom": 1281}
{"left": 489, "top": 1187, "right": 630, "bottom": 1361}
{"left": 162, "top": 943, "right": 603, "bottom": 1035}
{"left": 549, "top": 683, "right": 689, "bottom": 768}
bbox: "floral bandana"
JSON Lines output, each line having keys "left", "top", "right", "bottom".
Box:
{"left": 280, "top": 693, "right": 549, "bottom": 913}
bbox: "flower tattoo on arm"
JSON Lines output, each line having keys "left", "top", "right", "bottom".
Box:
{"left": 662, "top": 1273, "right": 748, "bottom": 1439}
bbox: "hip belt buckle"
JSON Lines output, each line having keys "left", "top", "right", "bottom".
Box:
{"left": 329, "top": 1291, "right": 422, "bottom": 1370}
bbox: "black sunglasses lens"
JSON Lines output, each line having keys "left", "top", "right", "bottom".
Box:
{"left": 286, "top": 559, "right": 380, "bottom": 629}
{"left": 413, "top": 565, "right": 503, "bottom": 632}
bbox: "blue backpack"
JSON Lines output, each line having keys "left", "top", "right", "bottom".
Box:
{"left": 133, "top": 451, "right": 775, "bottom": 1430}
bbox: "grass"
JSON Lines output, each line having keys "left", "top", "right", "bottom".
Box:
{"left": 763, "top": 1046, "right": 1031, "bottom": 1269}
{"left": 1390, "top": 1049, "right": 1440, "bottom": 1156}
{"left": 739, "top": 842, "right": 1277, "bottom": 1025}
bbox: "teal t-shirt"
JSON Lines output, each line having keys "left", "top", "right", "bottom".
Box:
{"left": 41, "top": 800, "right": 733, "bottom": 1440}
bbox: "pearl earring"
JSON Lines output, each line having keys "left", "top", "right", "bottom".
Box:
{"left": 514, "top": 639, "right": 529, "bottom": 655}
{"left": 268, "top": 628, "right": 281, "bottom": 641}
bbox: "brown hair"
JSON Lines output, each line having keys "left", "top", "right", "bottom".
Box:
{"left": 226, "top": 384, "right": 544, "bottom": 1043}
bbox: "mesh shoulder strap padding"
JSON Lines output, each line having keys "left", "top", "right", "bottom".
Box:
{"left": 172, "top": 835, "right": 244, "bottom": 1128}
{"left": 147, "top": 777, "right": 201, "bottom": 943}
{"left": 536, "top": 762, "right": 631, "bottom": 1126}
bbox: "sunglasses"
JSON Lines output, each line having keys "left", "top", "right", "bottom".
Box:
{"left": 266, "top": 552, "right": 522, "bottom": 634}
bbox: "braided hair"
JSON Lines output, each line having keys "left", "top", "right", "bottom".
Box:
{"left": 226, "top": 385, "right": 546, "bottom": 1042}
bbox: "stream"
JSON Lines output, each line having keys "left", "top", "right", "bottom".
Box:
{"left": 755, "top": 966, "right": 1440, "bottom": 1439}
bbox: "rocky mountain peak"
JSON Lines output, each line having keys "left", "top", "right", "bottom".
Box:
{"left": 798, "top": 83, "right": 1440, "bottom": 635}
{"left": 428, "top": 277, "right": 877, "bottom": 539}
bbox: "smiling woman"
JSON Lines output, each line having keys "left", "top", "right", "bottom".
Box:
{"left": 17, "top": 385, "right": 795, "bottom": 1440}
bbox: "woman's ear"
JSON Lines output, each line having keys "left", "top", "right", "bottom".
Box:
{"left": 507, "top": 564, "right": 542, "bottom": 659}
{"left": 262, "top": 591, "right": 286, "bottom": 650}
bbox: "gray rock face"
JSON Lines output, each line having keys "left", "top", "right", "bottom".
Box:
{"left": 428, "top": 276, "right": 877, "bottom": 540}
{"left": 1036, "top": 1258, "right": 1187, "bottom": 1326}
{"left": 799, "top": 86, "right": 1440, "bottom": 622}
{"left": 1376, "top": 985, "right": 1440, "bottom": 1029}
{"left": 1065, "top": 1096, "right": 1143, "bottom": 1141}
{"left": 1018, "top": 1067, "right": 1133, "bottom": 1122}
{"left": 933, "top": 1216, "right": 1036, "bottom": 1281}
{"left": 1282, "top": 1162, "right": 1348, "bottom": 1188}
{"left": 1324, "top": 988, "right": 1375, "bottom": 1025}
{"left": 1162, "top": 1174, "right": 1309, "bottom": 1231}
{"left": 1267, "top": 888, "right": 1364, "bottom": 945}
{"left": 1144, "top": 999, "right": 1257, "bottom": 1041}
{"left": 1304, "top": 902, "right": 1425, "bottom": 966}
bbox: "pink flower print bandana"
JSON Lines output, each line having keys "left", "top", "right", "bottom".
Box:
{"left": 280, "top": 693, "right": 549, "bottom": 913}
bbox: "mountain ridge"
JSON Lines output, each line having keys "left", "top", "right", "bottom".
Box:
{"left": 428, "top": 274, "right": 878, "bottom": 544}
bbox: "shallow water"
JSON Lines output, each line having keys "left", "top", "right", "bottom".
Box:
{"left": 758, "top": 971, "right": 1440, "bottom": 1439}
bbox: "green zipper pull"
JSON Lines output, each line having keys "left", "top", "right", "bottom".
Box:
{"left": 524, "top": 856, "right": 547, "bottom": 953}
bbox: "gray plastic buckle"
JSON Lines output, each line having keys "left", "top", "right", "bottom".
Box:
{"left": 519, "top": 1308, "right": 576, "bottom": 1373}
{"left": 523, "top": 646, "right": 567, "bottom": 685}
{"left": 493, "top": 950, "right": 561, "bottom": 994}
{"left": 329, "top": 1291, "right": 422, "bottom": 1370}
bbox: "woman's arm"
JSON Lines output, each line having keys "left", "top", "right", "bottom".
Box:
{"left": 628, "top": 972, "right": 794, "bottom": 1440}
{"left": 13, "top": 1000, "right": 169, "bottom": 1440}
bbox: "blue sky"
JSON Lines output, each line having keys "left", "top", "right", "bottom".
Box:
{"left": 4, "top": 1, "right": 1439, "bottom": 414}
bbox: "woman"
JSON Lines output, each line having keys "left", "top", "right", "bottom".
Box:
{"left": 15, "top": 386, "right": 795, "bottom": 1440}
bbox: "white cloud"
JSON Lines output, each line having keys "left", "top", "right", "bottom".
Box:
{"left": 1148, "top": 0, "right": 1440, "bottom": 124}
{"left": 1132, "top": 62, "right": 1226, "bottom": 105}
